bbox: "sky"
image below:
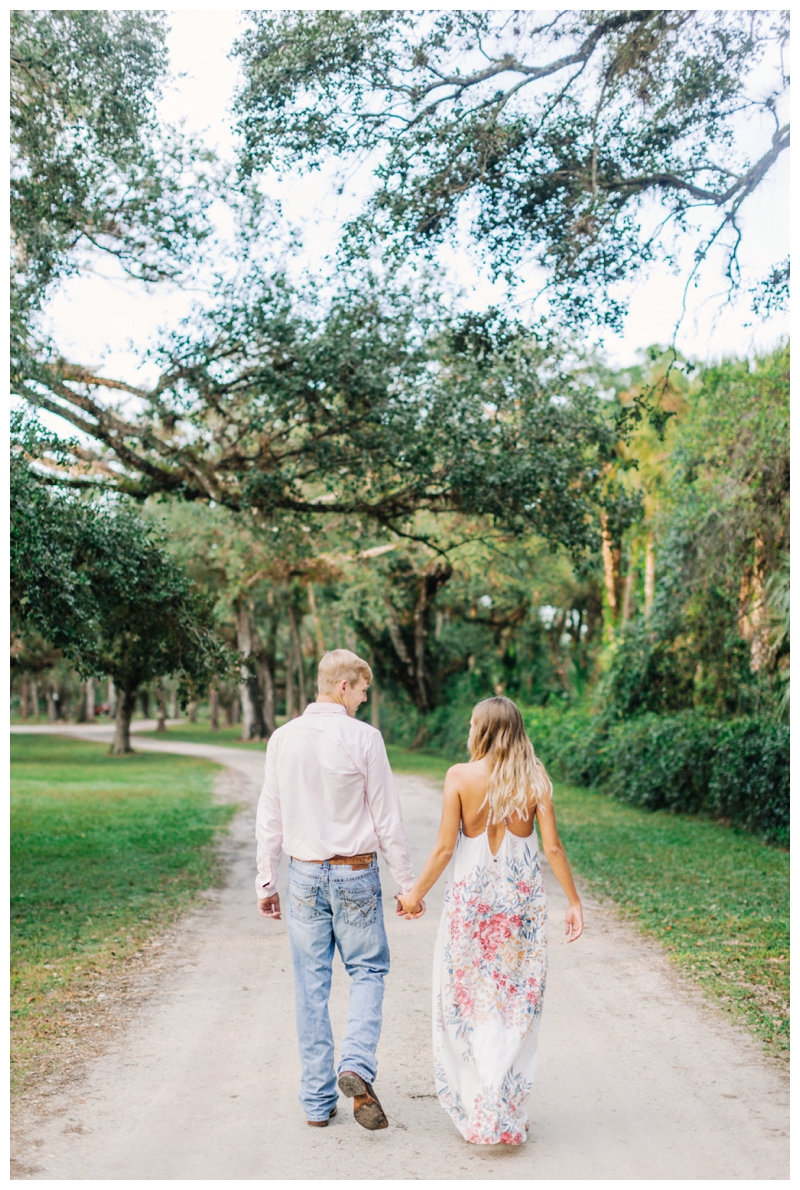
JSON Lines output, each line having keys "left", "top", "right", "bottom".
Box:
{"left": 41, "top": 10, "right": 790, "bottom": 392}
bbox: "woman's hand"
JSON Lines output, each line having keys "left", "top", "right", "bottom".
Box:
{"left": 395, "top": 892, "right": 426, "bottom": 918}
{"left": 565, "top": 901, "right": 584, "bottom": 942}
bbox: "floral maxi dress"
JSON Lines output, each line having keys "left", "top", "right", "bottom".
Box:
{"left": 432, "top": 825, "right": 547, "bottom": 1145}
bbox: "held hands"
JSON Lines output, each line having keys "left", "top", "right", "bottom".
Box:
{"left": 258, "top": 894, "right": 281, "bottom": 921}
{"left": 565, "top": 901, "right": 584, "bottom": 942}
{"left": 395, "top": 892, "right": 426, "bottom": 919}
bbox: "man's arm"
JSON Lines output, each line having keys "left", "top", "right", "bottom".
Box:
{"left": 363, "top": 731, "right": 416, "bottom": 897}
{"left": 255, "top": 736, "right": 283, "bottom": 917}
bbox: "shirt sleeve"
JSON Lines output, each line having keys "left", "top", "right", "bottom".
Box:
{"left": 254, "top": 735, "right": 283, "bottom": 900}
{"left": 363, "top": 730, "right": 416, "bottom": 893}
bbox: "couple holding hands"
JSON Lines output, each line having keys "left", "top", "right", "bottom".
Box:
{"left": 256, "top": 649, "right": 583, "bottom": 1145}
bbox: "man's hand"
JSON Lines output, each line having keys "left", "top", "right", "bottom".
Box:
{"left": 258, "top": 894, "right": 281, "bottom": 920}
{"left": 395, "top": 893, "right": 426, "bottom": 919}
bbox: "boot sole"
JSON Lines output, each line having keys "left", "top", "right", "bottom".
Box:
{"left": 337, "top": 1073, "right": 388, "bottom": 1131}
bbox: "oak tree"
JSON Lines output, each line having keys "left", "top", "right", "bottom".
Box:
{"left": 234, "top": 9, "right": 789, "bottom": 329}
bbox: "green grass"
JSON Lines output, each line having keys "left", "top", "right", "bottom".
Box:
{"left": 385, "top": 745, "right": 456, "bottom": 782}
{"left": 135, "top": 722, "right": 266, "bottom": 750}
{"left": 135, "top": 726, "right": 460, "bottom": 776}
{"left": 553, "top": 782, "right": 789, "bottom": 1055}
{"left": 11, "top": 734, "right": 235, "bottom": 1094}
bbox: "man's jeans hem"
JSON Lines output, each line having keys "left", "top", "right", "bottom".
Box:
{"left": 305, "top": 1094, "right": 339, "bottom": 1122}
{"left": 337, "top": 1060, "right": 375, "bottom": 1086}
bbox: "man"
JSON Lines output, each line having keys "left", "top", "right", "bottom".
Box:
{"left": 256, "top": 649, "right": 425, "bottom": 1130}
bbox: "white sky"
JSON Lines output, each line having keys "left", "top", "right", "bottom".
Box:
{"left": 42, "top": 9, "right": 790, "bottom": 390}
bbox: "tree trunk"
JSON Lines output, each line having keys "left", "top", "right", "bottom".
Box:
{"left": 379, "top": 562, "right": 452, "bottom": 714}
{"left": 111, "top": 687, "right": 136, "bottom": 755}
{"left": 235, "top": 600, "right": 268, "bottom": 740}
{"left": 621, "top": 569, "right": 635, "bottom": 624}
{"left": 209, "top": 683, "right": 219, "bottom": 731}
{"left": 30, "top": 680, "right": 40, "bottom": 722}
{"left": 156, "top": 683, "right": 167, "bottom": 732}
{"left": 47, "top": 687, "right": 59, "bottom": 721}
{"left": 187, "top": 699, "right": 199, "bottom": 723}
{"left": 738, "top": 534, "right": 771, "bottom": 672}
{"left": 412, "top": 561, "right": 453, "bottom": 714}
{"left": 384, "top": 598, "right": 415, "bottom": 686}
{"left": 224, "top": 697, "right": 234, "bottom": 727}
{"left": 76, "top": 682, "right": 88, "bottom": 723}
{"left": 644, "top": 533, "right": 656, "bottom": 619}
{"left": 20, "top": 678, "right": 29, "bottom": 722}
{"left": 257, "top": 658, "right": 276, "bottom": 735}
{"left": 139, "top": 687, "right": 151, "bottom": 719}
{"left": 288, "top": 605, "right": 306, "bottom": 712}
{"left": 108, "top": 678, "right": 116, "bottom": 718}
{"left": 600, "top": 510, "right": 622, "bottom": 639}
{"left": 86, "top": 676, "right": 95, "bottom": 721}
{"left": 231, "top": 695, "right": 240, "bottom": 725}
{"left": 307, "top": 582, "right": 326, "bottom": 655}
{"left": 284, "top": 657, "right": 296, "bottom": 721}
{"left": 168, "top": 685, "right": 179, "bottom": 720}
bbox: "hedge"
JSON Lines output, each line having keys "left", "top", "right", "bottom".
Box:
{"left": 522, "top": 707, "right": 789, "bottom": 847}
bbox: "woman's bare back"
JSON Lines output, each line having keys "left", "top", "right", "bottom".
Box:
{"left": 451, "top": 759, "right": 536, "bottom": 855}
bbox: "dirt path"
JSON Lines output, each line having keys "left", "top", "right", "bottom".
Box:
{"left": 11, "top": 724, "right": 789, "bottom": 1179}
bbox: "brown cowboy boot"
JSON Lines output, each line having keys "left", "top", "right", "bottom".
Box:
{"left": 337, "top": 1071, "right": 388, "bottom": 1130}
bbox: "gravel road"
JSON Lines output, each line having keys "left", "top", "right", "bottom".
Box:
{"left": 11, "top": 724, "right": 789, "bottom": 1179}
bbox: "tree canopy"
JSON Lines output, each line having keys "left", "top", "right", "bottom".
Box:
{"left": 11, "top": 9, "right": 214, "bottom": 373}
{"left": 17, "top": 274, "right": 630, "bottom": 553}
{"left": 234, "top": 9, "right": 789, "bottom": 328}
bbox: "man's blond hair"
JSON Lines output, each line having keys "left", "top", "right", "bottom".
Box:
{"left": 317, "top": 649, "right": 373, "bottom": 695}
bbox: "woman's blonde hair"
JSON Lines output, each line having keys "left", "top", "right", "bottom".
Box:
{"left": 469, "top": 696, "right": 552, "bottom": 823}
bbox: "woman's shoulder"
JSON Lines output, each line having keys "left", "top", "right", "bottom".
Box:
{"left": 445, "top": 759, "right": 487, "bottom": 786}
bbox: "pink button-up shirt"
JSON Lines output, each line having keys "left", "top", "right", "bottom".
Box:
{"left": 254, "top": 702, "right": 416, "bottom": 899}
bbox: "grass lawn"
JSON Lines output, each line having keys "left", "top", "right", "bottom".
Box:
{"left": 553, "top": 782, "right": 789, "bottom": 1056}
{"left": 11, "top": 734, "right": 235, "bottom": 1095}
{"left": 135, "top": 722, "right": 266, "bottom": 750}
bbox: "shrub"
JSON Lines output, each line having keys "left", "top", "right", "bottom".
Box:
{"left": 604, "top": 713, "right": 718, "bottom": 814}
{"left": 522, "top": 705, "right": 608, "bottom": 786}
{"left": 709, "top": 717, "right": 789, "bottom": 846}
{"left": 521, "top": 706, "right": 788, "bottom": 846}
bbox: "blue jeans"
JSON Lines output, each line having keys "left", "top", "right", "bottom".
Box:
{"left": 286, "top": 858, "right": 391, "bottom": 1121}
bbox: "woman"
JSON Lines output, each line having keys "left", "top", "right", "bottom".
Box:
{"left": 397, "top": 696, "right": 583, "bottom": 1145}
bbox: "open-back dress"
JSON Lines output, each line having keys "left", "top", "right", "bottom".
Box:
{"left": 432, "top": 822, "right": 548, "bottom": 1145}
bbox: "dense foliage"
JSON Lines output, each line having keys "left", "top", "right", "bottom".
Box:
{"left": 600, "top": 347, "right": 789, "bottom": 720}
{"left": 521, "top": 706, "right": 789, "bottom": 847}
{"left": 17, "top": 278, "right": 631, "bottom": 549}
{"left": 11, "top": 420, "right": 232, "bottom": 752}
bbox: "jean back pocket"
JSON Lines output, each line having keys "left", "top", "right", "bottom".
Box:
{"left": 338, "top": 877, "right": 379, "bottom": 928}
{"left": 289, "top": 880, "right": 325, "bottom": 922}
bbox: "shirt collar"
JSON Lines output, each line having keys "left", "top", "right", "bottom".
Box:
{"left": 303, "top": 702, "right": 347, "bottom": 716}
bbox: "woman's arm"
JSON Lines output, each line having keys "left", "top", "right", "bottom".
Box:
{"left": 396, "top": 766, "right": 463, "bottom": 917}
{"left": 534, "top": 794, "right": 584, "bottom": 942}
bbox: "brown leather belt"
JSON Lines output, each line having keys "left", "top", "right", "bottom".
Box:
{"left": 292, "top": 852, "right": 376, "bottom": 869}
